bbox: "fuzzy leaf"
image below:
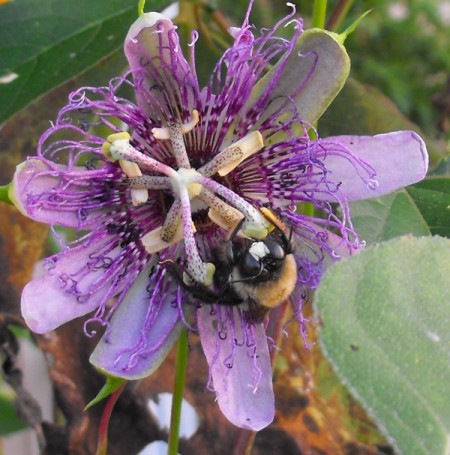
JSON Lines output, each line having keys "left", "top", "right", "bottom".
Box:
{"left": 314, "top": 236, "right": 450, "bottom": 455}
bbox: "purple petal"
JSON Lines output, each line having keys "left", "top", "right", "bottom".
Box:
{"left": 90, "top": 266, "right": 186, "bottom": 380}
{"left": 22, "top": 241, "right": 121, "bottom": 334}
{"left": 12, "top": 158, "right": 110, "bottom": 228}
{"left": 318, "top": 131, "right": 429, "bottom": 201}
{"left": 125, "top": 13, "right": 199, "bottom": 120}
{"left": 197, "top": 306, "right": 274, "bottom": 430}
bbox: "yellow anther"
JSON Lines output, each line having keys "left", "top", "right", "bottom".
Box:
{"left": 151, "top": 126, "right": 171, "bottom": 140}
{"left": 142, "top": 222, "right": 196, "bottom": 254}
{"left": 208, "top": 208, "right": 244, "bottom": 231}
{"left": 217, "top": 131, "right": 264, "bottom": 176}
{"left": 119, "top": 160, "right": 141, "bottom": 178}
{"left": 181, "top": 110, "right": 199, "bottom": 134}
{"left": 119, "top": 160, "right": 148, "bottom": 206}
{"left": 152, "top": 110, "right": 200, "bottom": 140}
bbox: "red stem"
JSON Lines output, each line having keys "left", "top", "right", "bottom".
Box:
{"left": 95, "top": 382, "right": 126, "bottom": 455}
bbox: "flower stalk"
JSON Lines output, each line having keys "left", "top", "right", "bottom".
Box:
{"left": 168, "top": 329, "right": 189, "bottom": 455}
{"left": 312, "top": 0, "right": 328, "bottom": 29}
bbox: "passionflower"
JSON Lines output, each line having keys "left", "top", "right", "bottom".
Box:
{"left": 11, "top": 3, "right": 428, "bottom": 430}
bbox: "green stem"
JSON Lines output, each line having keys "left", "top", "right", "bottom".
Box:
{"left": 168, "top": 329, "right": 189, "bottom": 455}
{"left": 312, "top": 0, "right": 328, "bottom": 29}
{"left": 95, "top": 382, "right": 126, "bottom": 455}
{"left": 137, "top": 0, "right": 145, "bottom": 16}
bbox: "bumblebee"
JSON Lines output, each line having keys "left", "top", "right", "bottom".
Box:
{"left": 165, "top": 208, "right": 298, "bottom": 320}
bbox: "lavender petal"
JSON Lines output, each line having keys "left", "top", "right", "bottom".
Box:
{"left": 317, "top": 131, "right": 429, "bottom": 201}
{"left": 90, "top": 265, "right": 187, "bottom": 380}
{"left": 197, "top": 306, "right": 275, "bottom": 431}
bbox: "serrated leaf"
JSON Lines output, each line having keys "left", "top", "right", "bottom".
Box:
{"left": 406, "top": 177, "right": 450, "bottom": 238}
{"left": 0, "top": 0, "right": 169, "bottom": 124}
{"left": 350, "top": 190, "right": 431, "bottom": 245}
{"left": 85, "top": 375, "right": 126, "bottom": 410}
{"left": 314, "top": 236, "right": 450, "bottom": 455}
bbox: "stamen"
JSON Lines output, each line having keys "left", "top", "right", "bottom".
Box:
{"left": 199, "top": 131, "right": 264, "bottom": 177}
{"left": 199, "top": 147, "right": 243, "bottom": 177}
{"left": 152, "top": 110, "right": 199, "bottom": 169}
{"left": 160, "top": 200, "right": 182, "bottom": 243}
{"left": 118, "top": 160, "right": 148, "bottom": 206}
{"left": 178, "top": 183, "right": 215, "bottom": 286}
{"left": 141, "top": 223, "right": 194, "bottom": 254}
{"left": 102, "top": 132, "right": 176, "bottom": 178}
{"left": 198, "top": 189, "right": 244, "bottom": 230}
{"left": 181, "top": 110, "right": 200, "bottom": 134}
{"left": 198, "top": 176, "right": 270, "bottom": 239}
{"left": 128, "top": 175, "right": 171, "bottom": 190}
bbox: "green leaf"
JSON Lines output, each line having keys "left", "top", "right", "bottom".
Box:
{"left": 431, "top": 155, "right": 450, "bottom": 176}
{"left": 85, "top": 375, "right": 126, "bottom": 410}
{"left": 0, "top": 385, "right": 27, "bottom": 435}
{"left": 320, "top": 78, "right": 448, "bottom": 168}
{"left": 0, "top": 183, "right": 13, "bottom": 205}
{"left": 314, "top": 236, "right": 450, "bottom": 455}
{"left": 0, "top": 0, "right": 169, "bottom": 124}
{"left": 406, "top": 177, "right": 450, "bottom": 238}
{"left": 350, "top": 190, "right": 431, "bottom": 245}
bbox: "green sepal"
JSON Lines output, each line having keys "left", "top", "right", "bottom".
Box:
{"left": 337, "top": 10, "right": 373, "bottom": 44}
{"left": 0, "top": 183, "right": 13, "bottom": 205}
{"left": 85, "top": 375, "right": 127, "bottom": 411}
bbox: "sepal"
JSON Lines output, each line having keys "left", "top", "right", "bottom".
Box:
{"left": 85, "top": 374, "right": 127, "bottom": 411}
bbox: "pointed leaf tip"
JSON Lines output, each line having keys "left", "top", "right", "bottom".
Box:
{"left": 338, "top": 10, "right": 373, "bottom": 43}
{"left": 85, "top": 375, "right": 126, "bottom": 411}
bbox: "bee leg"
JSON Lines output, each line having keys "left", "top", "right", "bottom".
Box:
{"left": 159, "top": 259, "right": 222, "bottom": 303}
{"left": 158, "top": 259, "right": 185, "bottom": 284}
{"left": 226, "top": 216, "right": 246, "bottom": 262}
{"left": 214, "top": 278, "right": 244, "bottom": 306}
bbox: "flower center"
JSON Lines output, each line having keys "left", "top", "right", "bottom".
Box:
{"left": 102, "top": 111, "right": 270, "bottom": 285}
